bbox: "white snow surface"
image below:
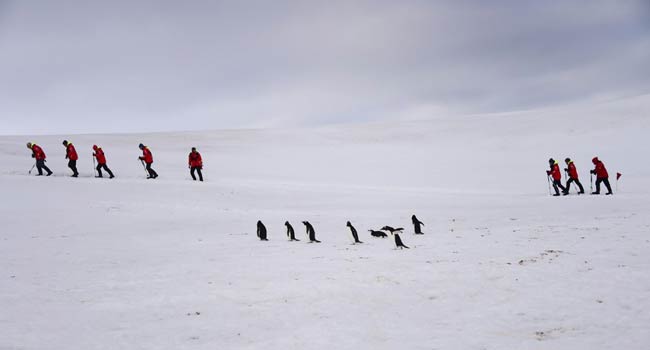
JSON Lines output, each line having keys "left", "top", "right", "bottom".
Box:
{"left": 1, "top": 95, "right": 650, "bottom": 349}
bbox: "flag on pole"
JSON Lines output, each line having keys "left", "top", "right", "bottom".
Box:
{"left": 617, "top": 172, "right": 622, "bottom": 180}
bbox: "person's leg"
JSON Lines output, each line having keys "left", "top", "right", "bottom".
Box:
{"left": 40, "top": 160, "right": 52, "bottom": 175}
{"left": 96, "top": 163, "right": 103, "bottom": 177}
{"left": 595, "top": 178, "right": 602, "bottom": 194}
{"left": 146, "top": 163, "right": 154, "bottom": 178}
{"left": 69, "top": 160, "right": 78, "bottom": 177}
{"left": 556, "top": 180, "right": 567, "bottom": 193}
{"left": 603, "top": 178, "right": 613, "bottom": 194}
{"left": 576, "top": 179, "right": 585, "bottom": 193}
{"left": 197, "top": 168, "right": 203, "bottom": 181}
{"left": 552, "top": 181, "right": 560, "bottom": 195}
{"left": 565, "top": 178, "right": 573, "bottom": 193}
{"left": 190, "top": 167, "right": 197, "bottom": 180}
{"left": 36, "top": 159, "right": 44, "bottom": 175}
{"left": 103, "top": 164, "right": 114, "bottom": 178}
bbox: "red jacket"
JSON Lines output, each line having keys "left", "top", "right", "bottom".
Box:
{"left": 188, "top": 151, "right": 203, "bottom": 168}
{"left": 94, "top": 147, "right": 107, "bottom": 165}
{"left": 66, "top": 143, "right": 78, "bottom": 161}
{"left": 140, "top": 147, "right": 153, "bottom": 163}
{"left": 548, "top": 162, "right": 561, "bottom": 181}
{"left": 32, "top": 144, "right": 46, "bottom": 160}
{"left": 566, "top": 161, "right": 579, "bottom": 179}
{"left": 592, "top": 158, "right": 609, "bottom": 178}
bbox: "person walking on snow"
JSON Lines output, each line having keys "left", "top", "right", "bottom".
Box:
{"left": 26, "top": 142, "right": 53, "bottom": 176}
{"left": 188, "top": 147, "right": 203, "bottom": 181}
{"left": 92, "top": 145, "right": 115, "bottom": 178}
{"left": 563, "top": 158, "right": 584, "bottom": 194}
{"left": 547, "top": 158, "right": 567, "bottom": 196}
{"left": 138, "top": 143, "right": 158, "bottom": 179}
{"left": 62, "top": 140, "right": 79, "bottom": 177}
{"left": 590, "top": 157, "right": 613, "bottom": 195}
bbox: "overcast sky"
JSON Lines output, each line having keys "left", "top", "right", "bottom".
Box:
{"left": 0, "top": 0, "right": 649, "bottom": 135}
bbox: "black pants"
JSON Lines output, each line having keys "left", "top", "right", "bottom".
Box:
{"left": 145, "top": 162, "right": 158, "bottom": 178}
{"left": 595, "top": 177, "right": 613, "bottom": 194}
{"left": 190, "top": 167, "right": 203, "bottom": 181}
{"left": 96, "top": 163, "right": 114, "bottom": 178}
{"left": 565, "top": 178, "right": 584, "bottom": 193}
{"left": 68, "top": 159, "right": 79, "bottom": 177}
{"left": 552, "top": 179, "right": 566, "bottom": 195}
{"left": 36, "top": 159, "right": 52, "bottom": 176}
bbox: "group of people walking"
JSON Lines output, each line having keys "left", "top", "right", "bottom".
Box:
{"left": 546, "top": 157, "right": 613, "bottom": 196}
{"left": 26, "top": 141, "right": 204, "bottom": 181}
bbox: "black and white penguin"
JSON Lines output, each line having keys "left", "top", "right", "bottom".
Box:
{"left": 256, "top": 220, "right": 268, "bottom": 241}
{"left": 285, "top": 221, "right": 300, "bottom": 241}
{"left": 346, "top": 221, "right": 363, "bottom": 244}
{"left": 302, "top": 221, "right": 321, "bottom": 243}
{"left": 392, "top": 231, "right": 410, "bottom": 249}
{"left": 381, "top": 226, "right": 404, "bottom": 235}
{"left": 411, "top": 215, "right": 425, "bottom": 234}
{"left": 369, "top": 229, "right": 388, "bottom": 238}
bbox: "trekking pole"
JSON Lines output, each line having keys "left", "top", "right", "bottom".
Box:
{"left": 140, "top": 159, "right": 148, "bottom": 176}
{"left": 92, "top": 154, "right": 97, "bottom": 177}
{"left": 564, "top": 169, "right": 570, "bottom": 194}
{"left": 28, "top": 162, "right": 36, "bottom": 175}
{"left": 547, "top": 174, "right": 552, "bottom": 196}
{"left": 590, "top": 173, "right": 593, "bottom": 193}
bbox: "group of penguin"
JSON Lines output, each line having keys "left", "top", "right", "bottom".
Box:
{"left": 256, "top": 214, "right": 425, "bottom": 249}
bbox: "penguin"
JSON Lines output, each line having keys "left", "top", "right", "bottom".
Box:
{"left": 411, "top": 215, "right": 425, "bottom": 234}
{"left": 392, "top": 231, "right": 410, "bottom": 249}
{"left": 381, "top": 226, "right": 404, "bottom": 235}
{"left": 256, "top": 220, "right": 268, "bottom": 241}
{"left": 302, "top": 221, "right": 321, "bottom": 243}
{"left": 285, "top": 221, "right": 300, "bottom": 241}
{"left": 346, "top": 221, "right": 363, "bottom": 244}
{"left": 369, "top": 229, "right": 388, "bottom": 238}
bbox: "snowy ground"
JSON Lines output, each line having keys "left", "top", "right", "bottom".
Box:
{"left": 1, "top": 95, "right": 650, "bottom": 349}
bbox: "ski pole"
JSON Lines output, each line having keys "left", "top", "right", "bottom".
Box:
{"left": 140, "top": 159, "right": 148, "bottom": 176}
{"left": 590, "top": 173, "right": 593, "bottom": 193}
{"left": 564, "top": 170, "right": 571, "bottom": 194}
{"left": 92, "top": 154, "right": 97, "bottom": 177}
{"left": 547, "top": 174, "right": 552, "bottom": 196}
{"left": 28, "top": 163, "right": 36, "bottom": 175}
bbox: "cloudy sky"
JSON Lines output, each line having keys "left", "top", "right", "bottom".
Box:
{"left": 0, "top": 0, "right": 649, "bottom": 135}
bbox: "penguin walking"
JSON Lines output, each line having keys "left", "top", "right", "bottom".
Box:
{"left": 411, "top": 215, "right": 425, "bottom": 234}
{"left": 256, "top": 220, "right": 268, "bottom": 241}
{"left": 285, "top": 221, "right": 300, "bottom": 241}
{"left": 369, "top": 230, "right": 388, "bottom": 238}
{"left": 346, "top": 221, "right": 363, "bottom": 244}
{"left": 381, "top": 226, "right": 404, "bottom": 235}
{"left": 392, "top": 231, "right": 410, "bottom": 249}
{"left": 302, "top": 221, "right": 321, "bottom": 243}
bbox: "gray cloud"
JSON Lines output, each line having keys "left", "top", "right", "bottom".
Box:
{"left": 0, "top": 0, "right": 648, "bottom": 134}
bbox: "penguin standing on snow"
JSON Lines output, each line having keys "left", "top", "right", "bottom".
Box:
{"left": 346, "top": 221, "right": 363, "bottom": 244}
{"left": 302, "top": 221, "right": 321, "bottom": 243}
{"left": 391, "top": 231, "right": 410, "bottom": 249}
{"left": 285, "top": 221, "right": 300, "bottom": 241}
{"left": 411, "top": 215, "right": 425, "bottom": 234}
{"left": 256, "top": 220, "right": 268, "bottom": 241}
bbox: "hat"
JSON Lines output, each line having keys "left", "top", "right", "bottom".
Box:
{"left": 62, "top": 140, "right": 68, "bottom": 146}
{"left": 138, "top": 143, "right": 144, "bottom": 148}
{"left": 26, "top": 142, "right": 32, "bottom": 149}
{"left": 565, "top": 158, "right": 571, "bottom": 163}
{"left": 93, "top": 145, "right": 98, "bottom": 150}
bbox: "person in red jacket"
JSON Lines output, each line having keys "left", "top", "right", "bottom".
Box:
{"left": 26, "top": 142, "right": 53, "bottom": 176}
{"left": 546, "top": 158, "right": 567, "bottom": 196}
{"left": 563, "top": 158, "right": 584, "bottom": 195}
{"left": 188, "top": 147, "right": 203, "bottom": 181}
{"left": 62, "top": 140, "right": 79, "bottom": 177}
{"left": 590, "top": 157, "right": 612, "bottom": 195}
{"left": 138, "top": 143, "right": 158, "bottom": 179}
{"left": 92, "top": 145, "right": 115, "bottom": 179}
